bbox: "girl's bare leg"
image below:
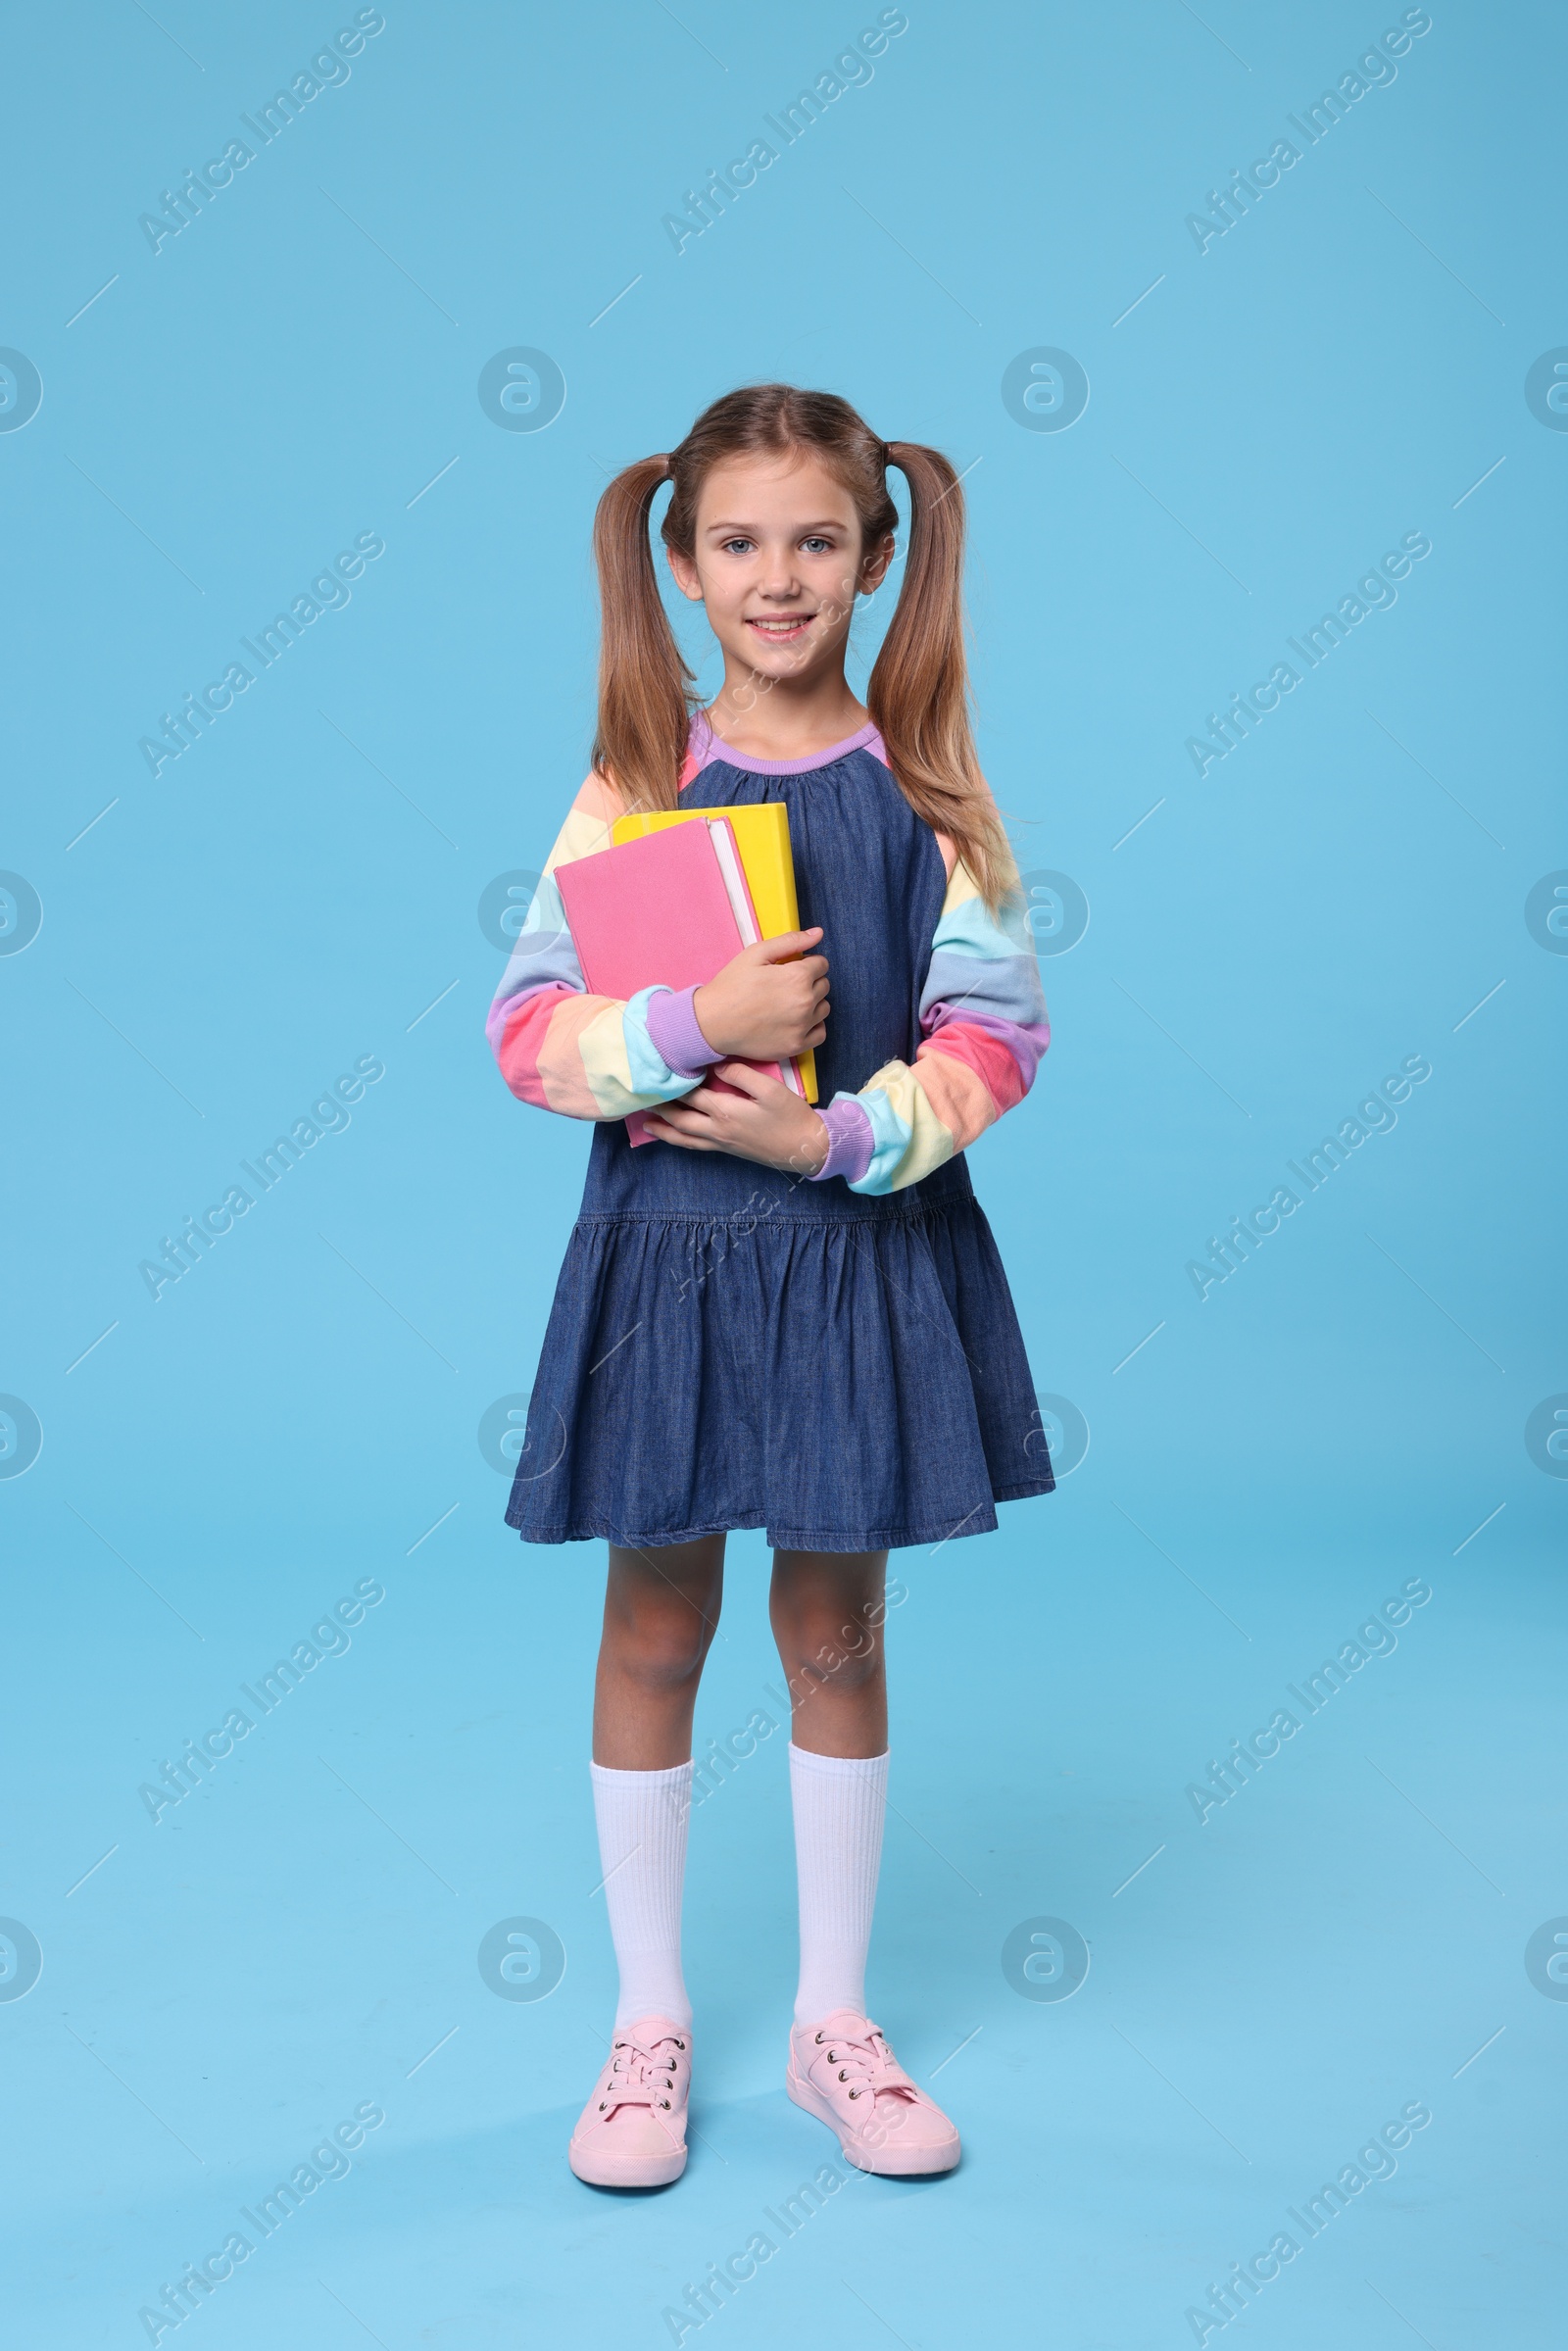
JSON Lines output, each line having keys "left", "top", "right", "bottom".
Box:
{"left": 592, "top": 1535, "right": 726, "bottom": 1768}
{"left": 768, "top": 1547, "right": 889, "bottom": 1756}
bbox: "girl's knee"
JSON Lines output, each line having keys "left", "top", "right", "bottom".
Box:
{"left": 623, "top": 1635, "right": 711, "bottom": 1695}
{"left": 605, "top": 1580, "right": 719, "bottom": 1691}
{"left": 777, "top": 1617, "right": 883, "bottom": 1696}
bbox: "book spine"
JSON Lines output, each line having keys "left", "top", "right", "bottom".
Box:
{"left": 707, "top": 817, "right": 763, "bottom": 946}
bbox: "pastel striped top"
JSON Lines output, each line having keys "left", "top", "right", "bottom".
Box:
{"left": 485, "top": 716, "right": 1050, "bottom": 1194}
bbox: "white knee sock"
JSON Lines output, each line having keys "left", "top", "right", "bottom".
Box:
{"left": 589, "top": 1760, "right": 693, "bottom": 2030}
{"left": 789, "top": 1743, "right": 889, "bottom": 2024}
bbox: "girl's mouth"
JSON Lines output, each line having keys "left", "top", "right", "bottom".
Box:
{"left": 744, "top": 613, "right": 814, "bottom": 643}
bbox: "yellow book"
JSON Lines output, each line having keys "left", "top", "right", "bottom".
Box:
{"left": 612, "top": 801, "right": 818, "bottom": 1102}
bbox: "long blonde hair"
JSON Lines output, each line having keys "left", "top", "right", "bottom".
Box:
{"left": 590, "top": 384, "right": 1015, "bottom": 906}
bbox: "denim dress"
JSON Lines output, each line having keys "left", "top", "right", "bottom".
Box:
{"left": 506, "top": 736, "right": 1054, "bottom": 1551}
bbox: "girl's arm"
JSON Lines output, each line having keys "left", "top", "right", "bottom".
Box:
{"left": 486, "top": 773, "right": 721, "bottom": 1119}
{"left": 811, "top": 844, "right": 1050, "bottom": 1194}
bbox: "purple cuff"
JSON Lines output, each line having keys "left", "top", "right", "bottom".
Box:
{"left": 644, "top": 984, "right": 725, "bottom": 1079}
{"left": 808, "top": 1096, "right": 875, "bottom": 1184}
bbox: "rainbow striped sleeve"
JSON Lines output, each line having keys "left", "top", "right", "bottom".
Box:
{"left": 838, "top": 855, "right": 1051, "bottom": 1195}
{"left": 485, "top": 773, "right": 711, "bottom": 1120}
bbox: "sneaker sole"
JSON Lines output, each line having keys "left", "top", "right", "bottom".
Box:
{"left": 786, "top": 2068, "right": 960, "bottom": 2177}
{"left": 568, "top": 2139, "right": 687, "bottom": 2188}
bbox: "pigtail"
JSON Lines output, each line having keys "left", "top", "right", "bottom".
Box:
{"left": 869, "top": 443, "right": 1017, "bottom": 909}
{"left": 591, "top": 454, "right": 690, "bottom": 815}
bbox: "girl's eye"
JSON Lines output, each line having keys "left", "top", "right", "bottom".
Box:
{"left": 720, "top": 538, "right": 755, "bottom": 555}
{"left": 801, "top": 537, "right": 832, "bottom": 554}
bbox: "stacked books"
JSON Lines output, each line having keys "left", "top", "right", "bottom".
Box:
{"left": 555, "top": 803, "right": 818, "bottom": 1145}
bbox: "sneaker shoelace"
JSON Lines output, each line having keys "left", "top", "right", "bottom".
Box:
{"left": 812, "top": 2025, "right": 917, "bottom": 2111}
{"left": 594, "top": 2031, "right": 686, "bottom": 2119}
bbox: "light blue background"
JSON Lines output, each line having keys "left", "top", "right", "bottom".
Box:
{"left": 3, "top": 3, "right": 1562, "bottom": 2344}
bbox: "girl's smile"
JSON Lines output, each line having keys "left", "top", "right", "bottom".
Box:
{"left": 744, "top": 611, "right": 816, "bottom": 642}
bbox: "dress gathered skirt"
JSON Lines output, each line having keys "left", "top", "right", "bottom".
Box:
{"left": 505, "top": 735, "right": 1055, "bottom": 1551}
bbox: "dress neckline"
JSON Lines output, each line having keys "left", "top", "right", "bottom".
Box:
{"left": 688, "top": 709, "right": 886, "bottom": 776}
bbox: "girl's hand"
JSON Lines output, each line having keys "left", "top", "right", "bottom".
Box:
{"left": 642, "top": 1062, "right": 831, "bottom": 1174}
{"left": 692, "top": 930, "right": 828, "bottom": 1062}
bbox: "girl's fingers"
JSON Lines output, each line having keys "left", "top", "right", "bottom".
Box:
{"left": 644, "top": 1108, "right": 712, "bottom": 1138}
{"left": 643, "top": 1115, "right": 715, "bottom": 1150}
{"left": 710, "top": 1060, "right": 785, "bottom": 1101}
{"left": 647, "top": 1063, "right": 812, "bottom": 1173}
{"left": 753, "top": 929, "right": 823, "bottom": 965}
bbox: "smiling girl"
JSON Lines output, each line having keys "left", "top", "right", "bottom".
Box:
{"left": 487, "top": 385, "right": 1053, "bottom": 2187}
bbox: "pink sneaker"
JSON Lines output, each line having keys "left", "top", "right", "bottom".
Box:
{"left": 787, "top": 2009, "right": 961, "bottom": 2176}
{"left": 568, "top": 2018, "right": 691, "bottom": 2188}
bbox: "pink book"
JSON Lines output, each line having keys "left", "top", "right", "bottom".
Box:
{"left": 554, "top": 818, "right": 803, "bottom": 1145}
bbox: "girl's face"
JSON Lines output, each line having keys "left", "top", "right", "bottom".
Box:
{"left": 667, "top": 450, "right": 894, "bottom": 691}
